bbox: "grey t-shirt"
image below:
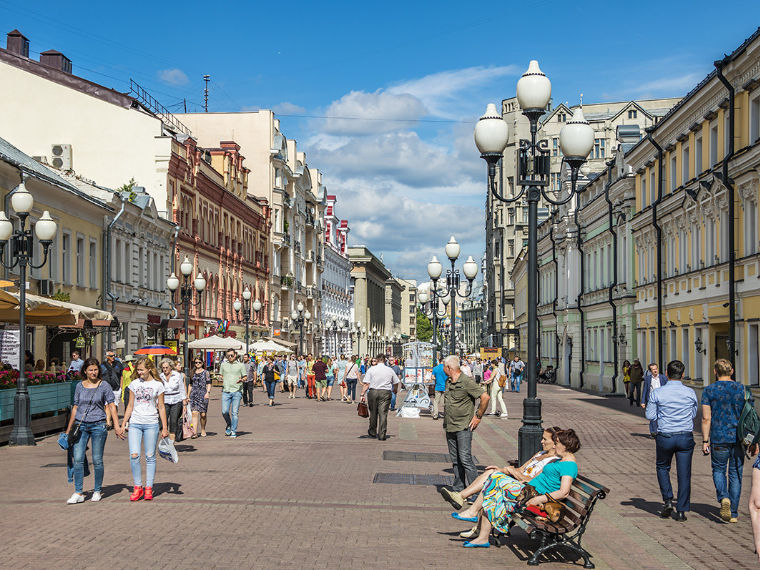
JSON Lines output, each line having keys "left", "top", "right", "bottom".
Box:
{"left": 73, "top": 381, "right": 115, "bottom": 422}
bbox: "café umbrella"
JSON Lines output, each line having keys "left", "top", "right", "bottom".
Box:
{"left": 134, "top": 345, "right": 177, "bottom": 356}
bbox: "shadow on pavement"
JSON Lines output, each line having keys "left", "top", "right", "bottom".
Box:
{"left": 621, "top": 497, "right": 720, "bottom": 521}
{"left": 174, "top": 444, "right": 197, "bottom": 452}
{"left": 153, "top": 481, "right": 182, "bottom": 496}
{"left": 100, "top": 483, "right": 129, "bottom": 498}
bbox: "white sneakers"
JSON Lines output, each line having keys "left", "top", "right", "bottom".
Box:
{"left": 501, "top": 414, "right": 509, "bottom": 419}
{"left": 67, "top": 493, "right": 84, "bottom": 504}
{"left": 91, "top": 491, "right": 103, "bottom": 502}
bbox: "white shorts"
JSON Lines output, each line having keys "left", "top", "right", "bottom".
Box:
{"left": 287, "top": 375, "right": 298, "bottom": 386}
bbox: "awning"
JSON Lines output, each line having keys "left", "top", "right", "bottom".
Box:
{"left": 250, "top": 339, "right": 293, "bottom": 353}
{"left": 266, "top": 336, "right": 297, "bottom": 348}
{"left": 0, "top": 290, "right": 113, "bottom": 326}
{"left": 187, "top": 335, "right": 243, "bottom": 351}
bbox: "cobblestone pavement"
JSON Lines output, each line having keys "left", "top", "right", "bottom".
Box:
{"left": 1, "top": 384, "right": 757, "bottom": 568}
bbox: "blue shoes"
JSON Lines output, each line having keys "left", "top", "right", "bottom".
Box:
{"left": 463, "top": 541, "right": 490, "bottom": 548}
{"left": 225, "top": 427, "right": 231, "bottom": 436}
{"left": 451, "top": 512, "right": 478, "bottom": 522}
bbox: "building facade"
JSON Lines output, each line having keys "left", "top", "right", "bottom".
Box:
{"left": 321, "top": 194, "right": 352, "bottom": 356}
{"left": 397, "top": 278, "right": 418, "bottom": 343}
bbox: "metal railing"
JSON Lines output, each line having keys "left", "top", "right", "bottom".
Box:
{"left": 129, "top": 79, "right": 192, "bottom": 136}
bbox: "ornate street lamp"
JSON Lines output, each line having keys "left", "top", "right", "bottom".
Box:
{"left": 291, "top": 302, "right": 310, "bottom": 356}
{"left": 418, "top": 286, "right": 447, "bottom": 355}
{"left": 233, "top": 287, "right": 254, "bottom": 354}
{"left": 0, "top": 178, "right": 57, "bottom": 445}
{"left": 475, "top": 60, "right": 593, "bottom": 464}
{"left": 167, "top": 255, "right": 206, "bottom": 382}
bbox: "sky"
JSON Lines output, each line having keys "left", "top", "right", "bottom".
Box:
{"left": 0, "top": 0, "right": 757, "bottom": 283}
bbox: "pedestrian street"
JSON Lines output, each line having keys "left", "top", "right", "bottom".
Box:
{"left": 0, "top": 384, "right": 755, "bottom": 569}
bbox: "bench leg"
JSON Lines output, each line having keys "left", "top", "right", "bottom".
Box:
{"left": 527, "top": 539, "right": 594, "bottom": 569}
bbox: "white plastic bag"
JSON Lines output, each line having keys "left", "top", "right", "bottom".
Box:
{"left": 158, "top": 436, "right": 179, "bottom": 464}
{"left": 400, "top": 406, "right": 420, "bottom": 419}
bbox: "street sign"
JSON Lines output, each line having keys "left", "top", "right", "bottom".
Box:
{"left": 0, "top": 329, "right": 20, "bottom": 370}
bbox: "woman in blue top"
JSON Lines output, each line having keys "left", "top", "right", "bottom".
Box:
{"left": 461, "top": 429, "right": 581, "bottom": 548}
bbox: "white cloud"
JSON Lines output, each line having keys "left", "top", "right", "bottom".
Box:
{"left": 273, "top": 102, "right": 307, "bottom": 115}
{"left": 631, "top": 72, "right": 703, "bottom": 97}
{"left": 321, "top": 90, "right": 427, "bottom": 136}
{"left": 157, "top": 68, "right": 189, "bottom": 86}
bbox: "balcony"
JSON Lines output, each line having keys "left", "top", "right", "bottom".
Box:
{"left": 280, "top": 275, "right": 293, "bottom": 290}
{"left": 306, "top": 286, "right": 314, "bottom": 298}
{"left": 305, "top": 250, "right": 314, "bottom": 262}
{"left": 294, "top": 241, "right": 301, "bottom": 255}
{"left": 283, "top": 194, "right": 292, "bottom": 208}
{"left": 305, "top": 213, "right": 315, "bottom": 227}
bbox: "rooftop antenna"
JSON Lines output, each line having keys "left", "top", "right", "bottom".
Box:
{"left": 203, "top": 74, "right": 210, "bottom": 112}
{"left": 580, "top": 93, "right": 584, "bottom": 108}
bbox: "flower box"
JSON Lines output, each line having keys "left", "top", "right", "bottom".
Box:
{"left": 0, "top": 379, "right": 74, "bottom": 422}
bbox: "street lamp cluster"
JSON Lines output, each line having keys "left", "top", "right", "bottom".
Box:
{"left": 421, "top": 236, "right": 478, "bottom": 358}
{"left": 0, "top": 178, "right": 58, "bottom": 445}
{"left": 292, "top": 302, "right": 310, "bottom": 355}
{"left": 474, "top": 60, "right": 594, "bottom": 464}
{"left": 233, "top": 287, "right": 263, "bottom": 354}
{"left": 167, "top": 256, "right": 206, "bottom": 381}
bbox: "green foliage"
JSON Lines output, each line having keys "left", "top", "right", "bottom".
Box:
{"left": 51, "top": 289, "right": 71, "bottom": 302}
{"left": 416, "top": 308, "right": 432, "bottom": 342}
{"left": 117, "top": 178, "right": 138, "bottom": 202}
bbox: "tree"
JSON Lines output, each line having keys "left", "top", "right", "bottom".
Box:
{"left": 416, "top": 308, "right": 432, "bottom": 342}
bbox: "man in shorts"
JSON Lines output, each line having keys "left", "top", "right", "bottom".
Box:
{"left": 312, "top": 356, "right": 328, "bottom": 401}
{"left": 286, "top": 354, "right": 299, "bottom": 398}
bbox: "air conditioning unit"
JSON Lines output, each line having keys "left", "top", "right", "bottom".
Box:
{"left": 38, "top": 279, "right": 55, "bottom": 296}
{"left": 50, "top": 144, "right": 72, "bottom": 170}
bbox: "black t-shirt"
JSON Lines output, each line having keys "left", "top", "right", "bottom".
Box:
{"left": 312, "top": 360, "right": 328, "bottom": 380}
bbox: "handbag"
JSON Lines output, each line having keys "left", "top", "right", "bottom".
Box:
{"left": 182, "top": 407, "right": 196, "bottom": 439}
{"left": 498, "top": 373, "right": 507, "bottom": 388}
{"left": 357, "top": 401, "right": 369, "bottom": 418}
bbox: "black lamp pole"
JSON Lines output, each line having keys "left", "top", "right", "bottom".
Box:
{"left": 167, "top": 256, "right": 205, "bottom": 382}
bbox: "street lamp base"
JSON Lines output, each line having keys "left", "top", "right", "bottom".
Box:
{"left": 9, "top": 391, "right": 36, "bottom": 446}
{"left": 517, "top": 397, "right": 542, "bottom": 465}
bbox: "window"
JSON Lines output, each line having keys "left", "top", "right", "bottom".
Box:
{"left": 76, "top": 237, "right": 85, "bottom": 286}
{"left": 720, "top": 210, "right": 729, "bottom": 261}
{"left": 123, "top": 243, "right": 130, "bottom": 285}
{"left": 508, "top": 208, "right": 515, "bottom": 225}
{"left": 551, "top": 172, "right": 560, "bottom": 192}
{"left": 138, "top": 247, "right": 145, "bottom": 288}
{"left": 507, "top": 239, "right": 514, "bottom": 257}
{"left": 628, "top": 109, "right": 637, "bottom": 119}
{"left": 679, "top": 229, "right": 687, "bottom": 271}
{"left": 750, "top": 324, "right": 759, "bottom": 386}
{"left": 695, "top": 134, "right": 703, "bottom": 175}
{"left": 669, "top": 329, "right": 677, "bottom": 361}
{"left": 692, "top": 225, "right": 702, "bottom": 268}
{"left": 62, "top": 233, "right": 71, "bottom": 284}
{"left": 710, "top": 122, "right": 719, "bottom": 165}
{"left": 706, "top": 218, "right": 716, "bottom": 264}
{"left": 522, "top": 208, "right": 528, "bottom": 223}
{"left": 745, "top": 201, "right": 757, "bottom": 256}
{"left": 682, "top": 328, "right": 690, "bottom": 377}
{"left": 725, "top": 112, "right": 731, "bottom": 156}
{"left": 89, "top": 240, "right": 97, "bottom": 289}
{"left": 114, "top": 238, "right": 122, "bottom": 282}
{"left": 752, "top": 95, "right": 760, "bottom": 143}
{"left": 670, "top": 154, "right": 678, "bottom": 191}
{"left": 641, "top": 177, "right": 647, "bottom": 208}
{"left": 650, "top": 170, "right": 656, "bottom": 204}
{"left": 593, "top": 138, "right": 606, "bottom": 159}
{"left": 682, "top": 144, "right": 689, "bottom": 183}
{"left": 552, "top": 138, "right": 559, "bottom": 157}
{"left": 558, "top": 112, "right": 566, "bottom": 122}
{"left": 48, "top": 234, "right": 58, "bottom": 281}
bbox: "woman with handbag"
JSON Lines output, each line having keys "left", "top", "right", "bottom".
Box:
{"left": 262, "top": 357, "right": 278, "bottom": 406}
{"left": 344, "top": 356, "right": 359, "bottom": 403}
{"left": 486, "top": 361, "right": 508, "bottom": 418}
{"left": 64, "top": 358, "right": 124, "bottom": 504}
{"left": 121, "top": 358, "right": 169, "bottom": 501}
{"left": 187, "top": 357, "right": 212, "bottom": 437}
{"left": 160, "top": 359, "right": 187, "bottom": 441}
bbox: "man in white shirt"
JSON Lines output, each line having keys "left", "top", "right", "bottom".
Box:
{"left": 359, "top": 354, "right": 400, "bottom": 440}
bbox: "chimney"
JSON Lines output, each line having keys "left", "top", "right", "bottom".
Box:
{"left": 40, "top": 49, "right": 72, "bottom": 74}
{"left": 6, "top": 29, "right": 29, "bottom": 58}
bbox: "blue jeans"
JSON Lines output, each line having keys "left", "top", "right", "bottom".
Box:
{"left": 390, "top": 391, "right": 397, "bottom": 410}
{"left": 72, "top": 421, "right": 107, "bottom": 494}
{"left": 711, "top": 442, "right": 745, "bottom": 517}
{"left": 264, "top": 381, "right": 277, "bottom": 400}
{"left": 128, "top": 423, "right": 159, "bottom": 487}
{"left": 221, "top": 390, "right": 242, "bottom": 433}
{"left": 346, "top": 379, "right": 358, "bottom": 401}
{"left": 655, "top": 432, "right": 695, "bottom": 512}
{"left": 512, "top": 373, "right": 521, "bottom": 392}
{"left": 446, "top": 429, "right": 477, "bottom": 491}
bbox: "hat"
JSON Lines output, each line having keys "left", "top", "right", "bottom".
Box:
{"left": 123, "top": 355, "right": 135, "bottom": 362}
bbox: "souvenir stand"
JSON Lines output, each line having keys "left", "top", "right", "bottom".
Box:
{"left": 397, "top": 341, "right": 434, "bottom": 417}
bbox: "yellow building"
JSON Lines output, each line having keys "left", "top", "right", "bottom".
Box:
{"left": 629, "top": 28, "right": 760, "bottom": 387}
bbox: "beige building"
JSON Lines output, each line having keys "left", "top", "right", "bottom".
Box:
{"left": 397, "top": 278, "right": 418, "bottom": 342}
{"left": 485, "top": 94, "right": 681, "bottom": 352}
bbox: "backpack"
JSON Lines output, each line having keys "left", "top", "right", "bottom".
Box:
{"left": 737, "top": 387, "right": 760, "bottom": 456}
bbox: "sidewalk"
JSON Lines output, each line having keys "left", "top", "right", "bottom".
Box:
{"left": 0, "top": 384, "right": 756, "bottom": 568}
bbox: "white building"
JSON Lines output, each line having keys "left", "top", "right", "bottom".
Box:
{"left": 321, "top": 194, "right": 352, "bottom": 356}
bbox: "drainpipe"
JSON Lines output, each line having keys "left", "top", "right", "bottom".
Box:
{"left": 574, "top": 196, "right": 585, "bottom": 389}
{"left": 103, "top": 194, "right": 127, "bottom": 351}
{"left": 549, "top": 216, "right": 559, "bottom": 370}
{"left": 645, "top": 127, "right": 664, "bottom": 368}
{"left": 715, "top": 59, "right": 736, "bottom": 360}
{"left": 170, "top": 224, "right": 179, "bottom": 319}
{"left": 603, "top": 161, "right": 618, "bottom": 394}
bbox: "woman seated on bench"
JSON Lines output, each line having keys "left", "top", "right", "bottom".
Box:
{"left": 458, "top": 428, "right": 581, "bottom": 548}
{"left": 440, "top": 426, "right": 562, "bottom": 519}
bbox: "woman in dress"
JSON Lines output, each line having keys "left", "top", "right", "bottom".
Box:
{"left": 459, "top": 429, "right": 581, "bottom": 547}
{"left": 121, "top": 357, "right": 169, "bottom": 501}
{"left": 64, "top": 358, "right": 123, "bottom": 504}
{"left": 187, "top": 357, "right": 211, "bottom": 437}
{"left": 159, "top": 358, "right": 187, "bottom": 441}
{"left": 622, "top": 359, "right": 631, "bottom": 399}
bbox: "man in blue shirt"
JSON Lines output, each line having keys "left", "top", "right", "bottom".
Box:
{"left": 701, "top": 358, "right": 751, "bottom": 523}
{"left": 642, "top": 363, "right": 668, "bottom": 435}
{"left": 646, "top": 360, "right": 698, "bottom": 521}
{"left": 431, "top": 357, "right": 447, "bottom": 421}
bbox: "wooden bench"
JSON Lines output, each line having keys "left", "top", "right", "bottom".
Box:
{"left": 510, "top": 474, "right": 609, "bottom": 568}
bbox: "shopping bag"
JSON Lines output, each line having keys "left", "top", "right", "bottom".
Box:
{"left": 182, "top": 407, "right": 196, "bottom": 439}
{"left": 158, "top": 436, "right": 179, "bottom": 463}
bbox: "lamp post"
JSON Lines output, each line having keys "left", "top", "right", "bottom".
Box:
{"left": 427, "top": 237, "right": 478, "bottom": 357}
{"left": 474, "top": 60, "right": 593, "bottom": 464}
{"left": 291, "top": 302, "right": 310, "bottom": 357}
{"left": 418, "top": 286, "right": 447, "bottom": 356}
{"left": 167, "top": 255, "right": 206, "bottom": 382}
{"left": 349, "top": 322, "right": 362, "bottom": 355}
{"left": 0, "top": 178, "right": 57, "bottom": 445}
{"left": 233, "top": 287, "right": 255, "bottom": 355}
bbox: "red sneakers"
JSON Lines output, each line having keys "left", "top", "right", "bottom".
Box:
{"left": 144, "top": 487, "right": 153, "bottom": 501}
{"left": 129, "top": 486, "right": 144, "bottom": 501}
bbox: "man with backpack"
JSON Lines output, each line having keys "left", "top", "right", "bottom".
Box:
{"left": 701, "top": 358, "right": 756, "bottom": 523}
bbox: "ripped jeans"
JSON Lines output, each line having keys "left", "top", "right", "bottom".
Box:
{"left": 128, "top": 423, "right": 159, "bottom": 487}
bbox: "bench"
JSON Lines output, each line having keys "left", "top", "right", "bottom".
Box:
{"left": 510, "top": 474, "right": 609, "bottom": 568}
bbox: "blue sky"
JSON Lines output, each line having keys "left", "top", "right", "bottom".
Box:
{"left": 1, "top": 0, "right": 757, "bottom": 282}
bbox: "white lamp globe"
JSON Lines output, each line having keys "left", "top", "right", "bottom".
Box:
{"left": 440, "top": 292, "right": 450, "bottom": 306}
{"left": 305, "top": 310, "right": 311, "bottom": 320}
{"left": 10, "top": 181, "right": 34, "bottom": 214}
{"left": 233, "top": 299, "right": 242, "bottom": 312}
{"left": 559, "top": 107, "right": 595, "bottom": 160}
{"left": 445, "top": 236, "right": 460, "bottom": 261}
{"left": 242, "top": 287, "right": 252, "bottom": 301}
{"left": 252, "top": 299, "right": 262, "bottom": 312}
{"left": 463, "top": 256, "right": 478, "bottom": 280}
{"left": 474, "top": 103, "right": 509, "bottom": 154}
{"left": 194, "top": 272, "right": 206, "bottom": 292}
{"left": 0, "top": 212, "right": 12, "bottom": 241}
{"left": 166, "top": 273, "right": 180, "bottom": 291}
{"left": 516, "top": 60, "right": 552, "bottom": 112}
{"left": 297, "top": 301, "right": 304, "bottom": 312}
{"left": 291, "top": 310, "right": 299, "bottom": 321}
{"left": 34, "top": 211, "right": 57, "bottom": 242}
{"left": 427, "top": 256, "right": 443, "bottom": 279}
{"left": 180, "top": 256, "right": 193, "bottom": 276}
{"left": 418, "top": 290, "right": 429, "bottom": 303}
